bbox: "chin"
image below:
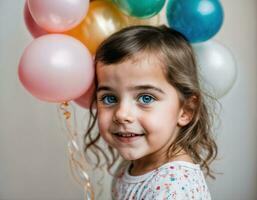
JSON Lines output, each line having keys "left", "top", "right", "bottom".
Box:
{"left": 119, "top": 152, "right": 141, "bottom": 161}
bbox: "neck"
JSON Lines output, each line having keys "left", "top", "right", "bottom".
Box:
{"left": 130, "top": 149, "right": 193, "bottom": 176}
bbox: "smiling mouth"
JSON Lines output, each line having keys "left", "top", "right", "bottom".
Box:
{"left": 114, "top": 132, "right": 145, "bottom": 138}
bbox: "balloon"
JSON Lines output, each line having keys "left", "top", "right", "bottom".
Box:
{"left": 125, "top": 14, "right": 161, "bottom": 26}
{"left": 27, "top": 0, "right": 89, "bottom": 32}
{"left": 23, "top": 1, "right": 48, "bottom": 38}
{"left": 166, "top": 0, "right": 224, "bottom": 43}
{"left": 74, "top": 82, "right": 96, "bottom": 109}
{"left": 193, "top": 40, "right": 237, "bottom": 98}
{"left": 113, "top": 0, "right": 165, "bottom": 19}
{"left": 18, "top": 34, "right": 94, "bottom": 102}
{"left": 66, "top": 1, "right": 127, "bottom": 54}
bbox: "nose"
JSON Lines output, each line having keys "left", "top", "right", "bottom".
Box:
{"left": 113, "top": 100, "right": 135, "bottom": 124}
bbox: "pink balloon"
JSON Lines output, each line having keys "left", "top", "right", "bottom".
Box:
{"left": 24, "top": 1, "right": 48, "bottom": 38}
{"left": 74, "top": 82, "right": 96, "bottom": 109}
{"left": 18, "top": 34, "right": 94, "bottom": 102}
{"left": 27, "top": 0, "right": 89, "bottom": 32}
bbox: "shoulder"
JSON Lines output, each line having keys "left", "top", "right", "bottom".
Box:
{"left": 145, "top": 161, "right": 211, "bottom": 199}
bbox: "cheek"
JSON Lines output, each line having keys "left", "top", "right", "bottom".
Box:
{"left": 140, "top": 105, "right": 180, "bottom": 133}
{"left": 97, "top": 109, "right": 112, "bottom": 134}
{"left": 97, "top": 109, "right": 117, "bottom": 147}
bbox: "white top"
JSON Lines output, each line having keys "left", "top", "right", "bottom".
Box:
{"left": 112, "top": 161, "right": 211, "bottom": 200}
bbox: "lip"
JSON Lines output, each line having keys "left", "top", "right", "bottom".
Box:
{"left": 113, "top": 132, "right": 145, "bottom": 144}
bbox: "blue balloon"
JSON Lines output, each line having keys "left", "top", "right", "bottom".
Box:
{"left": 166, "top": 0, "right": 224, "bottom": 43}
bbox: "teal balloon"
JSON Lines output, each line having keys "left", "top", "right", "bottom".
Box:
{"left": 166, "top": 0, "right": 224, "bottom": 43}
{"left": 113, "top": 0, "right": 165, "bottom": 19}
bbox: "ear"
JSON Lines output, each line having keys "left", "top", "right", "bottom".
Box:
{"left": 177, "top": 109, "right": 192, "bottom": 127}
{"left": 177, "top": 96, "right": 198, "bottom": 127}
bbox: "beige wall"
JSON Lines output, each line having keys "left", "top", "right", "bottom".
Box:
{"left": 0, "top": 0, "right": 256, "bottom": 199}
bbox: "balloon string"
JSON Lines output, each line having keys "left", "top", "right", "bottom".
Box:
{"left": 96, "top": 166, "right": 105, "bottom": 199}
{"left": 58, "top": 102, "right": 94, "bottom": 200}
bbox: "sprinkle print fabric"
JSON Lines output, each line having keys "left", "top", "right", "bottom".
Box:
{"left": 112, "top": 161, "right": 211, "bottom": 200}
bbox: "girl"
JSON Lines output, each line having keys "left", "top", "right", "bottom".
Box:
{"left": 84, "top": 25, "right": 217, "bottom": 199}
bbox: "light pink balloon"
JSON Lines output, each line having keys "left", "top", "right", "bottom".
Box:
{"left": 24, "top": 1, "right": 48, "bottom": 38}
{"left": 27, "top": 0, "right": 89, "bottom": 32}
{"left": 74, "top": 82, "right": 96, "bottom": 109}
{"left": 18, "top": 34, "right": 94, "bottom": 102}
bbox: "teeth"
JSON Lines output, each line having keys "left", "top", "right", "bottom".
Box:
{"left": 116, "top": 132, "right": 143, "bottom": 137}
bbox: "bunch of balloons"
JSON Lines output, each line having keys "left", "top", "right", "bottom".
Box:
{"left": 18, "top": 0, "right": 237, "bottom": 107}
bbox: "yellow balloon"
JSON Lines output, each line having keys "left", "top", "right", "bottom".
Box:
{"left": 66, "top": 1, "right": 127, "bottom": 54}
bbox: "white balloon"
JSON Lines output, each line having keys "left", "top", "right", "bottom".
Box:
{"left": 193, "top": 40, "right": 237, "bottom": 98}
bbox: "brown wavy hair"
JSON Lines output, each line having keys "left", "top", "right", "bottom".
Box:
{"left": 84, "top": 25, "right": 218, "bottom": 178}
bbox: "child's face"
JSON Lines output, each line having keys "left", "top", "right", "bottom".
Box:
{"left": 96, "top": 54, "right": 188, "bottom": 163}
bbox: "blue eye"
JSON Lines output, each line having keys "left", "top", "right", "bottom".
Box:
{"left": 138, "top": 95, "right": 155, "bottom": 105}
{"left": 101, "top": 95, "right": 117, "bottom": 105}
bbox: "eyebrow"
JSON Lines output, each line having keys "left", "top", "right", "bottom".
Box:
{"left": 96, "top": 84, "right": 165, "bottom": 94}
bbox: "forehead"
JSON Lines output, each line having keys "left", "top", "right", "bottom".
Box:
{"left": 96, "top": 53, "right": 168, "bottom": 85}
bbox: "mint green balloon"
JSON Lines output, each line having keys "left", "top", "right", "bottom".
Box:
{"left": 113, "top": 0, "right": 165, "bottom": 19}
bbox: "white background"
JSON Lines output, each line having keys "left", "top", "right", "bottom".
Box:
{"left": 0, "top": 0, "right": 256, "bottom": 199}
